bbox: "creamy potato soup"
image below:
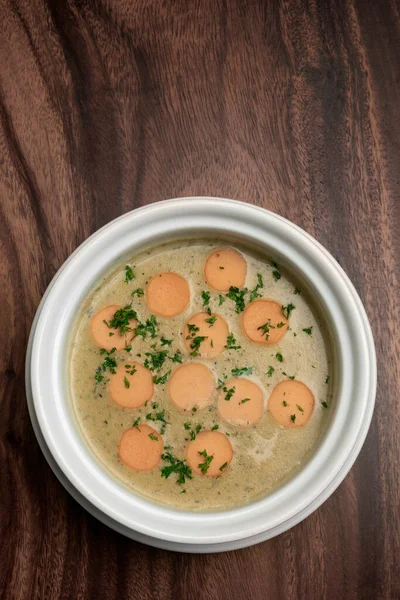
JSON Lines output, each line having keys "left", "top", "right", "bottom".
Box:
{"left": 70, "top": 240, "right": 333, "bottom": 510}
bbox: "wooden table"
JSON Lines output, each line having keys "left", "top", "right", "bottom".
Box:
{"left": 1, "top": 1, "right": 399, "bottom": 598}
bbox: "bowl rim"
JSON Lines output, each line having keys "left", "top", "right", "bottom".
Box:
{"left": 29, "top": 197, "right": 376, "bottom": 545}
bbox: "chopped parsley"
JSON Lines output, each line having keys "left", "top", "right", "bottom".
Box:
{"left": 161, "top": 451, "right": 192, "bottom": 484}
{"left": 153, "top": 370, "right": 171, "bottom": 385}
{"left": 187, "top": 323, "right": 200, "bottom": 335}
{"left": 294, "top": 286, "right": 301, "bottom": 295}
{"left": 201, "top": 290, "right": 211, "bottom": 306}
{"left": 198, "top": 449, "right": 213, "bottom": 474}
{"left": 219, "top": 266, "right": 225, "bottom": 269}
{"left": 276, "top": 352, "right": 283, "bottom": 362}
{"left": 321, "top": 401, "right": 328, "bottom": 408}
{"left": 189, "top": 424, "right": 202, "bottom": 440}
{"left": 131, "top": 288, "right": 144, "bottom": 297}
{"left": 218, "top": 294, "right": 225, "bottom": 306}
{"left": 205, "top": 315, "right": 217, "bottom": 327}
{"left": 257, "top": 320, "right": 275, "bottom": 340}
{"left": 125, "top": 345, "right": 132, "bottom": 352}
{"left": 124, "top": 376, "right": 130, "bottom": 388}
{"left": 272, "top": 262, "right": 281, "bottom": 281}
{"left": 296, "top": 404, "right": 304, "bottom": 412}
{"left": 277, "top": 322, "right": 285, "bottom": 328}
{"left": 146, "top": 408, "right": 169, "bottom": 425}
{"left": 290, "top": 414, "right": 296, "bottom": 423}
{"left": 135, "top": 315, "right": 158, "bottom": 340}
{"left": 211, "top": 424, "right": 219, "bottom": 431}
{"left": 302, "top": 327, "right": 313, "bottom": 335}
{"left": 282, "top": 303, "right": 295, "bottom": 319}
{"left": 184, "top": 422, "right": 191, "bottom": 430}
{"left": 219, "top": 461, "right": 228, "bottom": 472}
{"left": 144, "top": 350, "right": 169, "bottom": 372}
{"left": 217, "top": 375, "right": 228, "bottom": 389}
{"left": 267, "top": 366, "right": 275, "bottom": 377}
{"left": 125, "top": 364, "right": 137, "bottom": 376}
{"left": 249, "top": 273, "right": 264, "bottom": 302}
{"left": 95, "top": 348, "right": 117, "bottom": 383}
{"left": 169, "top": 351, "right": 183, "bottom": 363}
{"left": 283, "top": 400, "right": 288, "bottom": 407}
{"left": 160, "top": 337, "right": 173, "bottom": 346}
{"left": 223, "top": 386, "right": 236, "bottom": 401}
{"left": 240, "top": 398, "right": 251, "bottom": 404}
{"left": 124, "top": 265, "right": 135, "bottom": 282}
{"left": 189, "top": 336, "right": 208, "bottom": 356}
{"left": 282, "top": 372, "right": 295, "bottom": 380}
{"left": 224, "top": 333, "right": 241, "bottom": 350}
{"left": 106, "top": 305, "right": 138, "bottom": 335}
{"left": 226, "top": 286, "right": 248, "bottom": 313}
{"left": 325, "top": 375, "right": 330, "bottom": 384}
{"left": 231, "top": 366, "right": 253, "bottom": 377}
{"left": 133, "top": 417, "right": 141, "bottom": 429}
{"left": 148, "top": 433, "right": 159, "bottom": 441}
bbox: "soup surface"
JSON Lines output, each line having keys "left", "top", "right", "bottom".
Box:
{"left": 70, "top": 240, "right": 333, "bottom": 510}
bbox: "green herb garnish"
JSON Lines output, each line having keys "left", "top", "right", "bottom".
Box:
{"left": 124, "top": 376, "right": 130, "bottom": 388}
{"left": 153, "top": 370, "right": 171, "bottom": 385}
{"left": 124, "top": 265, "right": 135, "bottom": 282}
{"left": 294, "top": 287, "right": 301, "bottom": 295}
{"left": 277, "top": 322, "right": 285, "bottom": 328}
{"left": 144, "top": 350, "right": 169, "bottom": 372}
{"left": 201, "top": 290, "right": 211, "bottom": 306}
{"left": 223, "top": 386, "right": 236, "bottom": 401}
{"left": 283, "top": 400, "right": 288, "bottom": 407}
{"left": 219, "top": 461, "right": 228, "bottom": 472}
{"left": 290, "top": 414, "right": 296, "bottom": 422}
{"left": 217, "top": 375, "right": 227, "bottom": 389}
{"left": 321, "top": 401, "right": 328, "bottom": 409}
{"left": 296, "top": 404, "right": 304, "bottom": 412}
{"left": 267, "top": 366, "right": 275, "bottom": 377}
{"left": 198, "top": 449, "right": 214, "bottom": 474}
{"left": 211, "top": 424, "right": 219, "bottom": 431}
{"left": 133, "top": 417, "right": 141, "bottom": 429}
{"left": 95, "top": 348, "right": 117, "bottom": 383}
{"left": 257, "top": 320, "right": 275, "bottom": 339}
{"left": 189, "top": 424, "right": 202, "bottom": 440}
{"left": 135, "top": 315, "right": 158, "bottom": 340}
{"left": 240, "top": 398, "right": 251, "bottom": 404}
{"left": 282, "top": 303, "right": 295, "bottom": 319}
{"left": 131, "top": 288, "right": 144, "bottom": 297}
{"left": 325, "top": 375, "right": 330, "bottom": 384}
{"left": 160, "top": 337, "right": 173, "bottom": 346}
{"left": 146, "top": 408, "right": 169, "bottom": 424}
{"left": 302, "top": 327, "right": 313, "bottom": 335}
{"left": 218, "top": 294, "right": 225, "bottom": 306}
{"left": 231, "top": 366, "right": 253, "bottom": 377}
{"left": 272, "top": 262, "right": 281, "bottom": 281}
{"left": 226, "top": 286, "right": 248, "bottom": 313}
{"left": 169, "top": 351, "right": 183, "bottom": 364}
{"left": 161, "top": 451, "right": 193, "bottom": 484}
{"left": 106, "top": 305, "right": 138, "bottom": 335}
{"left": 187, "top": 323, "right": 200, "bottom": 335}
{"left": 224, "top": 333, "right": 241, "bottom": 350}
{"left": 249, "top": 273, "right": 263, "bottom": 302}
{"left": 148, "top": 433, "right": 159, "bottom": 441}
{"left": 184, "top": 422, "right": 191, "bottom": 430}
{"left": 205, "top": 315, "right": 217, "bottom": 327}
{"left": 276, "top": 353, "right": 283, "bottom": 362}
{"left": 190, "top": 336, "right": 208, "bottom": 356}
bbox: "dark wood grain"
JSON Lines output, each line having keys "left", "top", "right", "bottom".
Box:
{"left": 0, "top": 0, "right": 399, "bottom": 598}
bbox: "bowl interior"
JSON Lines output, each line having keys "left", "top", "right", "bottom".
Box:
{"left": 30, "top": 198, "right": 376, "bottom": 544}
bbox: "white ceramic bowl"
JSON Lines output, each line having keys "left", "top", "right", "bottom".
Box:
{"left": 28, "top": 197, "right": 376, "bottom": 551}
